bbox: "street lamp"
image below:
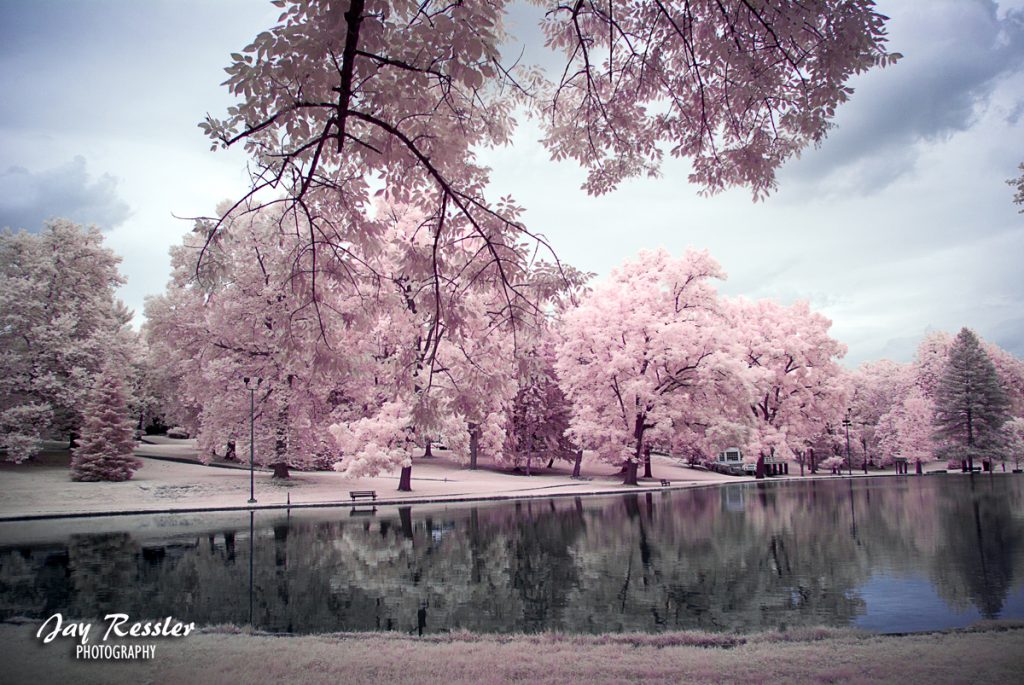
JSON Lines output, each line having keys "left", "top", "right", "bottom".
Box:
{"left": 243, "top": 376, "right": 262, "bottom": 504}
{"left": 842, "top": 409, "right": 852, "bottom": 477}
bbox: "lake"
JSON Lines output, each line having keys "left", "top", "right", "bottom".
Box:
{"left": 1, "top": 475, "right": 1022, "bottom": 635}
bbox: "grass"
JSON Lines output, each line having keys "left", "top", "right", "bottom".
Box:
{"left": 4, "top": 620, "right": 1024, "bottom": 685}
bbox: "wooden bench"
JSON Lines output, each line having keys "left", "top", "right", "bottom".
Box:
{"left": 660, "top": 479, "right": 671, "bottom": 487}
{"left": 349, "top": 490, "right": 377, "bottom": 501}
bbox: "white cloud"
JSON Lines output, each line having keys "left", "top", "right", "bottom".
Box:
{"left": 0, "top": 156, "right": 131, "bottom": 232}
{"left": 782, "top": 0, "right": 1024, "bottom": 194}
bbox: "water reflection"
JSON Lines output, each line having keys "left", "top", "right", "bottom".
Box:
{"left": 1, "top": 477, "right": 1022, "bottom": 635}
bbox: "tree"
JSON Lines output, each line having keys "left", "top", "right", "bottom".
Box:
{"left": 877, "top": 386, "right": 935, "bottom": 475}
{"left": 433, "top": 290, "right": 518, "bottom": 472}
{"left": 70, "top": 365, "right": 142, "bottom": 482}
{"left": 508, "top": 340, "right": 579, "bottom": 475}
{"left": 1001, "top": 417, "right": 1024, "bottom": 471}
{"left": 555, "top": 248, "right": 737, "bottom": 485}
{"left": 983, "top": 342, "right": 1024, "bottom": 417}
{"left": 912, "top": 331, "right": 952, "bottom": 399}
{"left": 206, "top": 1, "right": 895, "bottom": 208}
{"left": 197, "top": 0, "right": 896, "bottom": 372}
{"left": 724, "top": 298, "right": 847, "bottom": 478}
{"left": 144, "top": 204, "right": 352, "bottom": 477}
{"left": 327, "top": 201, "right": 540, "bottom": 490}
{"left": 848, "top": 360, "right": 912, "bottom": 468}
{"left": 1009, "top": 162, "right": 1024, "bottom": 212}
{"left": 933, "top": 328, "right": 1010, "bottom": 472}
{"left": 0, "top": 221, "right": 134, "bottom": 462}
{"left": 820, "top": 455, "right": 845, "bottom": 475}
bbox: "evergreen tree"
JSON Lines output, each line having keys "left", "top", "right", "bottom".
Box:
{"left": 70, "top": 367, "right": 141, "bottom": 482}
{"left": 934, "top": 328, "right": 1010, "bottom": 471}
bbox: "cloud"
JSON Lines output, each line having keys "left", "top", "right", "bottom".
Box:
{"left": 782, "top": 0, "right": 1024, "bottom": 194}
{"left": 0, "top": 156, "right": 131, "bottom": 232}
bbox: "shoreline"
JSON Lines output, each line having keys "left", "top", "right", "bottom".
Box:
{"left": 0, "top": 453, "right": 974, "bottom": 523}
{"left": 1, "top": 440, "right": 1003, "bottom": 523}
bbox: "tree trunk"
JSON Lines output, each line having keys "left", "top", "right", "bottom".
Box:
{"left": 916, "top": 461, "right": 923, "bottom": 475}
{"left": 643, "top": 445, "right": 653, "bottom": 479}
{"left": 623, "top": 459, "right": 639, "bottom": 486}
{"left": 626, "top": 412, "right": 644, "bottom": 486}
{"left": 526, "top": 453, "right": 532, "bottom": 476}
{"left": 423, "top": 439, "right": 433, "bottom": 458}
{"left": 755, "top": 453, "right": 766, "bottom": 479}
{"left": 572, "top": 450, "right": 583, "bottom": 478}
{"left": 398, "top": 465, "right": 412, "bottom": 491}
{"left": 271, "top": 462, "right": 290, "bottom": 479}
{"left": 68, "top": 429, "right": 79, "bottom": 450}
{"left": 547, "top": 457, "right": 555, "bottom": 469}
{"left": 468, "top": 423, "right": 479, "bottom": 470}
{"left": 809, "top": 448, "right": 816, "bottom": 474}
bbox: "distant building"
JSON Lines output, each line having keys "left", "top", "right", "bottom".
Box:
{"left": 716, "top": 447, "right": 743, "bottom": 465}
{"left": 717, "top": 446, "right": 788, "bottom": 476}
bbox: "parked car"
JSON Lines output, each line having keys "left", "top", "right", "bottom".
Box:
{"left": 706, "top": 461, "right": 747, "bottom": 477}
{"left": 166, "top": 426, "right": 190, "bottom": 439}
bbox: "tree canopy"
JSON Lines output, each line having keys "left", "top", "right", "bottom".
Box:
{"left": 933, "top": 328, "right": 1010, "bottom": 471}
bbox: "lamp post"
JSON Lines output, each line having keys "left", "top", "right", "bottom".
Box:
{"left": 244, "top": 376, "right": 262, "bottom": 504}
{"left": 842, "top": 409, "right": 852, "bottom": 477}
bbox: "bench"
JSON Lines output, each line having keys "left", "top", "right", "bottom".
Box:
{"left": 349, "top": 490, "right": 377, "bottom": 501}
{"left": 660, "top": 479, "right": 671, "bottom": 487}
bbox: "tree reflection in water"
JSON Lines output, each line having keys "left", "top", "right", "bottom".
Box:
{"left": 1, "top": 477, "right": 1022, "bottom": 634}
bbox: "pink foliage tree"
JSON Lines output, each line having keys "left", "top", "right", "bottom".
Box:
{"left": 848, "top": 360, "right": 913, "bottom": 468}
{"left": 204, "top": 0, "right": 896, "bottom": 235}
{"left": 194, "top": 1, "right": 896, "bottom": 401}
{"left": 877, "top": 386, "right": 935, "bottom": 474}
{"left": 70, "top": 365, "right": 142, "bottom": 482}
{"left": 724, "top": 298, "right": 847, "bottom": 477}
{"left": 911, "top": 331, "right": 952, "bottom": 398}
{"left": 145, "top": 205, "right": 353, "bottom": 477}
{"left": 1001, "top": 417, "right": 1024, "bottom": 471}
{"left": 555, "top": 248, "right": 736, "bottom": 485}
{"left": 327, "top": 201, "right": 542, "bottom": 490}
{"left": 820, "top": 455, "right": 846, "bottom": 475}
{"left": 984, "top": 342, "right": 1024, "bottom": 417}
{"left": 433, "top": 290, "right": 518, "bottom": 472}
{"left": 0, "top": 221, "right": 136, "bottom": 462}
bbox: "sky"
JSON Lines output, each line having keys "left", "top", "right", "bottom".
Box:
{"left": 1, "top": 0, "right": 1023, "bottom": 366}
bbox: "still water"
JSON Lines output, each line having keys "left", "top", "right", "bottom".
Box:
{"left": 1, "top": 476, "right": 1022, "bottom": 635}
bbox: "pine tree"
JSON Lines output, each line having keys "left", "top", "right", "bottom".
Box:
{"left": 70, "top": 367, "right": 141, "bottom": 482}
{"left": 934, "top": 328, "right": 1010, "bottom": 472}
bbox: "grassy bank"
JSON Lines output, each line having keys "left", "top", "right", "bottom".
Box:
{"left": 5, "top": 621, "right": 1023, "bottom": 684}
